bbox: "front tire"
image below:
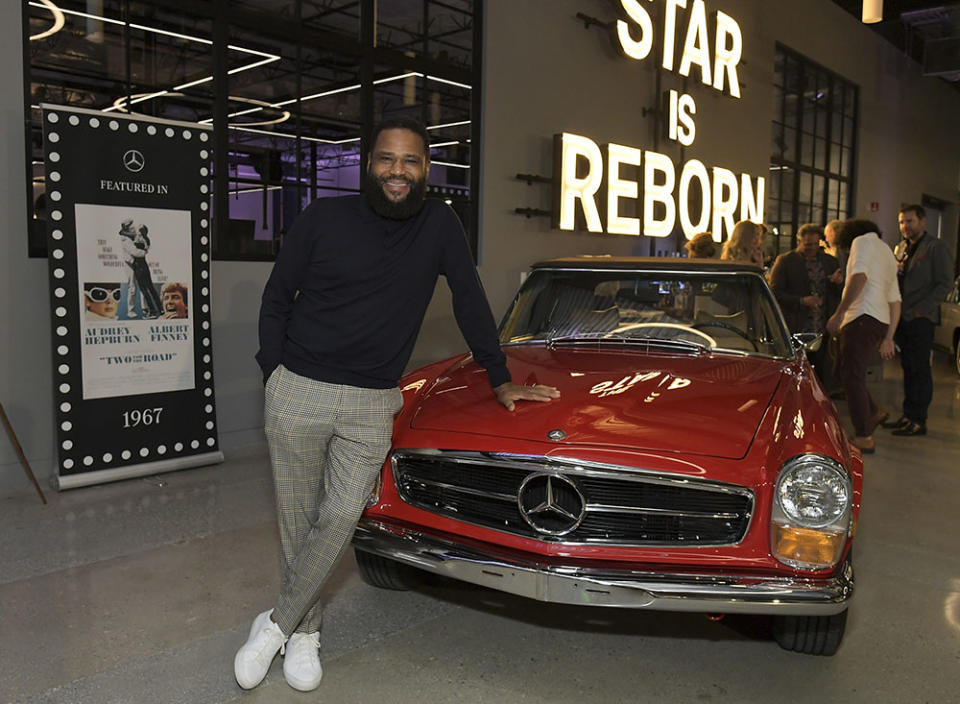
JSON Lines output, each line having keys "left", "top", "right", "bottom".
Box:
{"left": 772, "top": 609, "right": 847, "bottom": 655}
{"left": 354, "top": 548, "right": 421, "bottom": 590}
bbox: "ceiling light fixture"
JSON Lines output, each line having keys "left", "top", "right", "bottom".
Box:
{"left": 228, "top": 125, "right": 350, "bottom": 145}
{"left": 862, "top": 0, "right": 882, "bottom": 23}
{"left": 197, "top": 96, "right": 291, "bottom": 126}
{"left": 230, "top": 185, "right": 284, "bottom": 195}
{"left": 426, "top": 120, "right": 471, "bottom": 131}
{"left": 111, "top": 92, "right": 289, "bottom": 127}
{"left": 373, "top": 72, "right": 421, "bottom": 85}
{"left": 272, "top": 84, "right": 361, "bottom": 108}
{"left": 426, "top": 75, "right": 473, "bottom": 90}
{"left": 371, "top": 71, "right": 474, "bottom": 91}
{"left": 222, "top": 70, "right": 437, "bottom": 121}
{"left": 266, "top": 71, "right": 471, "bottom": 113}
{"left": 29, "top": 0, "right": 65, "bottom": 41}
{"left": 110, "top": 91, "right": 178, "bottom": 112}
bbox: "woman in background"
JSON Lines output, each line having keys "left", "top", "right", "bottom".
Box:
{"left": 721, "top": 221, "right": 764, "bottom": 266}
{"left": 685, "top": 231, "right": 717, "bottom": 259}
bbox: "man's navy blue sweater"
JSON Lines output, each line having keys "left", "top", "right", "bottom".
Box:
{"left": 256, "top": 195, "right": 510, "bottom": 390}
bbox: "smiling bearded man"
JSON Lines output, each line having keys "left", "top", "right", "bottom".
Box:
{"left": 362, "top": 129, "right": 428, "bottom": 220}
{"left": 236, "top": 117, "right": 560, "bottom": 693}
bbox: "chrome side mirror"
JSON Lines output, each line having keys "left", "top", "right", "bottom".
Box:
{"left": 791, "top": 332, "right": 822, "bottom": 355}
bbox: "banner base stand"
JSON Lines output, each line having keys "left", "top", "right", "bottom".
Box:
{"left": 55, "top": 451, "right": 224, "bottom": 491}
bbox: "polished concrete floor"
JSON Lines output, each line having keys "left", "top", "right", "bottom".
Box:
{"left": 2, "top": 356, "right": 959, "bottom": 704}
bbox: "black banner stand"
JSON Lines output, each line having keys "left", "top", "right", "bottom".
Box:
{"left": 41, "top": 105, "right": 223, "bottom": 490}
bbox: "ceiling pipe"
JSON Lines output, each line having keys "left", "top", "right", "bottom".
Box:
{"left": 862, "top": 0, "right": 883, "bottom": 23}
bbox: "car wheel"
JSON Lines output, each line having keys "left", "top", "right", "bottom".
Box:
{"left": 354, "top": 548, "right": 420, "bottom": 590}
{"left": 954, "top": 342, "right": 960, "bottom": 377}
{"left": 772, "top": 609, "right": 847, "bottom": 655}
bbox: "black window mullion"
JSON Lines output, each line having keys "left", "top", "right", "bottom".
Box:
{"left": 847, "top": 88, "right": 859, "bottom": 217}
{"left": 123, "top": 0, "right": 132, "bottom": 111}
{"left": 294, "top": 0, "right": 303, "bottom": 218}
{"left": 359, "top": 0, "right": 375, "bottom": 172}
{"left": 790, "top": 63, "right": 802, "bottom": 238}
{"left": 22, "top": 2, "right": 40, "bottom": 257}
{"left": 420, "top": 0, "right": 430, "bottom": 129}
{"left": 469, "top": 0, "right": 482, "bottom": 262}
{"left": 310, "top": 141, "right": 317, "bottom": 202}
{"left": 213, "top": 0, "right": 230, "bottom": 257}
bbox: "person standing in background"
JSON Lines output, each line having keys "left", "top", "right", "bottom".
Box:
{"left": 821, "top": 219, "right": 848, "bottom": 398}
{"left": 770, "top": 224, "right": 841, "bottom": 391}
{"left": 685, "top": 231, "right": 717, "bottom": 259}
{"left": 823, "top": 219, "right": 847, "bottom": 287}
{"left": 757, "top": 222, "right": 773, "bottom": 269}
{"left": 771, "top": 223, "right": 841, "bottom": 334}
{"left": 721, "top": 221, "right": 763, "bottom": 266}
{"left": 882, "top": 204, "right": 953, "bottom": 436}
{"left": 826, "top": 219, "right": 901, "bottom": 454}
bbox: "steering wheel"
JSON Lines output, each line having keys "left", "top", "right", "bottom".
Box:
{"left": 605, "top": 322, "right": 716, "bottom": 347}
{"left": 691, "top": 321, "right": 758, "bottom": 351}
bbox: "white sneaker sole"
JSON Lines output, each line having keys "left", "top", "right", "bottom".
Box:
{"left": 283, "top": 666, "right": 323, "bottom": 692}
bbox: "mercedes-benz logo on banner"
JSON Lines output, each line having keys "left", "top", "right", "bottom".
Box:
{"left": 123, "top": 149, "right": 145, "bottom": 172}
{"left": 517, "top": 473, "right": 585, "bottom": 536}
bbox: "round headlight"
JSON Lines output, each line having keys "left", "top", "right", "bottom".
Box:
{"left": 776, "top": 456, "right": 851, "bottom": 529}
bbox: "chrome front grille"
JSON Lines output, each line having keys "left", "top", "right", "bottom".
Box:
{"left": 391, "top": 451, "right": 753, "bottom": 546}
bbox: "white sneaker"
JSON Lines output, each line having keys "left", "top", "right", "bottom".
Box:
{"left": 283, "top": 631, "right": 323, "bottom": 692}
{"left": 234, "top": 610, "right": 287, "bottom": 689}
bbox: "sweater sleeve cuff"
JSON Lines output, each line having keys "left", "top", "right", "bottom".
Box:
{"left": 256, "top": 355, "right": 280, "bottom": 386}
{"left": 486, "top": 365, "right": 512, "bottom": 389}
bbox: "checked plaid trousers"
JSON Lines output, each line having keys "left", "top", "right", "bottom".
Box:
{"left": 264, "top": 365, "right": 403, "bottom": 635}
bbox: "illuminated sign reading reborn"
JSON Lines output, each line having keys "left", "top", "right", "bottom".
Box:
{"left": 553, "top": 0, "right": 764, "bottom": 242}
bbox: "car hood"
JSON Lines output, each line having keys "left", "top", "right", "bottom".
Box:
{"left": 408, "top": 346, "right": 787, "bottom": 460}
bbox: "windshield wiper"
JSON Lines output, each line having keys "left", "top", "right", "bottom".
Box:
{"left": 546, "top": 334, "right": 710, "bottom": 354}
{"left": 505, "top": 333, "right": 756, "bottom": 357}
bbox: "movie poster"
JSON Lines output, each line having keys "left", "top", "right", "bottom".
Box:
{"left": 42, "top": 105, "right": 223, "bottom": 490}
{"left": 76, "top": 204, "right": 194, "bottom": 399}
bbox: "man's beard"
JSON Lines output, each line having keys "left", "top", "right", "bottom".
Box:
{"left": 364, "top": 170, "right": 427, "bottom": 220}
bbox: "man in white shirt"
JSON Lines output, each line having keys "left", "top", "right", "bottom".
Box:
{"left": 826, "top": 219, "right": 901, "bottom": 453}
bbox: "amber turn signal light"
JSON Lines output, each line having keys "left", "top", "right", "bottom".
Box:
{"left": 773, "top": 524, "right": 846, "bottom": 569}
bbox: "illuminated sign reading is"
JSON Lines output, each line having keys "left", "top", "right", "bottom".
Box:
{"left": 553, "top": 0, "right": 763, "bottom": 242}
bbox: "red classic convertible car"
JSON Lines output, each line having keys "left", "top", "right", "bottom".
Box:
{"left": 354, "top": 256, "right": 861, "bottom": 655}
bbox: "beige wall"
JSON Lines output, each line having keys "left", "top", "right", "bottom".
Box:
{"left": 3, "top": 0, "right": 959, "bottom": 491}
{"left": 1, "top": 2, "right": 49, "bottom": 493}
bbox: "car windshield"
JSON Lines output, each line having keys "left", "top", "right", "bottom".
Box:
{"left": 499, "top": 267, "right": 793, "bottom": 358}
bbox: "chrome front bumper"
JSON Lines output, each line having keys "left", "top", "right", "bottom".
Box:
{"left": 353, "top": 518, "right": 853, "bottom": 616}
